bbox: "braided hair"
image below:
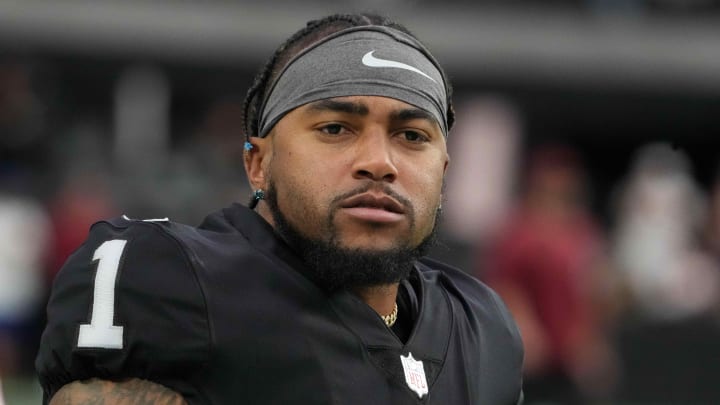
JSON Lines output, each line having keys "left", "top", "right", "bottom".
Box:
{"left": 241, "top": 13, "right": 455, "bottom": 141}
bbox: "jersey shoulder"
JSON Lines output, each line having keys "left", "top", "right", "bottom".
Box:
{"left": 36, "top": 216, "right": 210, "bottom": 402}
{"left": 417, "top": 256, "right": 523, "bottom": 350}
{"left": 417, "top": 257, "right": 524, "bottom": 403}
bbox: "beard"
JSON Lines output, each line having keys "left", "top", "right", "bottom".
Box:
{"left": 264, "top": 180, "right": 440, "bottom": 292}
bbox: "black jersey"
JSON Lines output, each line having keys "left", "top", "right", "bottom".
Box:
{"left": 36, "top": 204, "right": 523, "bottom": 404}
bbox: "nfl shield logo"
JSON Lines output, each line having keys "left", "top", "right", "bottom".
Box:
{"left": 400, "top": 352, "right": 428, "bottom": 398}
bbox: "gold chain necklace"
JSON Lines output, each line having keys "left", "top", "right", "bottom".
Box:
{"left": 382, "top": 303, "right": 398, "bottom": 327}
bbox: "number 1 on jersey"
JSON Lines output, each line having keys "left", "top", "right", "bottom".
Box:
{"left": 77, "top": 239, "right": 127, "bottom": 349}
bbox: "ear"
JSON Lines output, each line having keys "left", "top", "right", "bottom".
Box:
{"left": 243, "top": 136, "right": 272, "bottom": 190}
{"left": 440, "top": 152, "right": 450, "bottom": 204}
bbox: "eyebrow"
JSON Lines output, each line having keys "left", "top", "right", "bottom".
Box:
{"left": 390, "top": 108, "right": 436, "bottom": 124}
{"left": 304, "top": 100, "right": 440, "bottom": 131}
{"left": 305, "top": 99, "right": 369, "bottom": 116}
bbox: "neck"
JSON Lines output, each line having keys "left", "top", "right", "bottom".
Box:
{"left": 353, "top": 284, "right": 399, "bottom": 317}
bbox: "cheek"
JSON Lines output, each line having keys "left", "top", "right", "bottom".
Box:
{"left": 407, "top": 164, "right": 445, "bottom": 225}
{"left": 418, "top": 181, "right": 443, "bottom": 222}
{"left": 411, "top": 156, "right": 445, "bottom": 202}
{"left": 271, "top": 153, "right": 336, "bottom": 231}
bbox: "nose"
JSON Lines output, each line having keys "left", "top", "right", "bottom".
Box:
{"left": 351, "top": 128, "right": 398, "bottom": 183}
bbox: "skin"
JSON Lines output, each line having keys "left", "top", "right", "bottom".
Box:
{"left": 49, "top": 378, "right": 187, "bottom": 405}
{"left": 50, "top": 95, "right": 448, "bottom": 403}
{"left": 246, "top": 95, "right": 449, "bottom": 316}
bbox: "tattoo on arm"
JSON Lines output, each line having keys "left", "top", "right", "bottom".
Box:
{"left": 49, "top": 378, "right": 187, "bottom": 405}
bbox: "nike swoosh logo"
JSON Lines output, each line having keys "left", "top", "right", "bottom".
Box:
{"left": 362, "top": 51, "right": 437, "bottom": 83}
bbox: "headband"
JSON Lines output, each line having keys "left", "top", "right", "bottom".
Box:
{"left": 257, "top": 26, "right": 449, "bottom": 137}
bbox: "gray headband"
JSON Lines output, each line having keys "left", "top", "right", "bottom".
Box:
{"left": 258, "top": 26, "right": 449, "bottom": 137}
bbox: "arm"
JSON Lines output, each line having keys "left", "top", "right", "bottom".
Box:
{"left": 49, "top": 378, "right": 187, "bottom": 405}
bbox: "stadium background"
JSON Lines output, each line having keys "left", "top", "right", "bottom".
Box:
{"left": 0, "top": 1, "right": 718, "bottom": 403}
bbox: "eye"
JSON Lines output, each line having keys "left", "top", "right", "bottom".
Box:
{"left": 319, "top": 123, "right": 346, "bottom": 135}
{"left": 399, "top": 130, "right": 429, "bottom": 143}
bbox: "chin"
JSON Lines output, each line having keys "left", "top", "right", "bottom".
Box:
{"left": 332, "top": 227, "right": 412, "bottom": 251}
{"left": 346, "top": 245, "right": 403, "bottom": 255}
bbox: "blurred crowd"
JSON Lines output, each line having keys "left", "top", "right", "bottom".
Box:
{"left": 441, "top": 98, "right": 720, "bottom": 403}
{"left": 0, "top": 60, "right": 250, "bottom": 401}
{"left": 2, "top": 58, "right": 719, "bottom": 404}
{"left": 475, "top": 141, "right": 720, "bottom": 403}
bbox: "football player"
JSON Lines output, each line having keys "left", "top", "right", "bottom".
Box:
{"left": 36, "top": 13, "right": 524, "bottom": 404}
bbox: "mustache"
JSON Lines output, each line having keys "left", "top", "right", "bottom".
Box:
{"left": 329, "top": 182, "right": 414, "bottom": 215}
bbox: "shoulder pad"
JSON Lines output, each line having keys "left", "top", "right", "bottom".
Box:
{"left": 99, "top": 215, "right": 171, "bottom": 229}
{"left": 36, "top": 218, "right": 209, "bottom": 400}
{"left": 417, "top": 256, "right": 522, "bottom": 346}
{"left": 417, "top": 257, "right": 524, "bottom": 402}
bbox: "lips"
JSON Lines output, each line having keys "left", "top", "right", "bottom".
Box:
{"left": 339, "top": 193, "right": 406, "bottom": 214}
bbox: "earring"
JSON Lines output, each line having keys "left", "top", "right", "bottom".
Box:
{"left": 248, "top": 188, "right": 265, "bottom": 209}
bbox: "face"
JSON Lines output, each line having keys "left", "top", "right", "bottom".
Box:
{"left": 255, "top": 95, "right": 448, "bottom": 254}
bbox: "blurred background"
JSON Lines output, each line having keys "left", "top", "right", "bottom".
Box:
{"left": 0, "top": 0, "right": 719, "bottom": 403}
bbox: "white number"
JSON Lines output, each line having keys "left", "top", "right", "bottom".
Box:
{"left": 77, "top": 239, "right": 127, "bottom": 349}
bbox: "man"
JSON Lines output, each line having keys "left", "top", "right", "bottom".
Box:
{"left": 481, "top": 146, "right": 616, "bottom": 403}
{"left": 36, "top": 14, "right": 524, "bottom": 404}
